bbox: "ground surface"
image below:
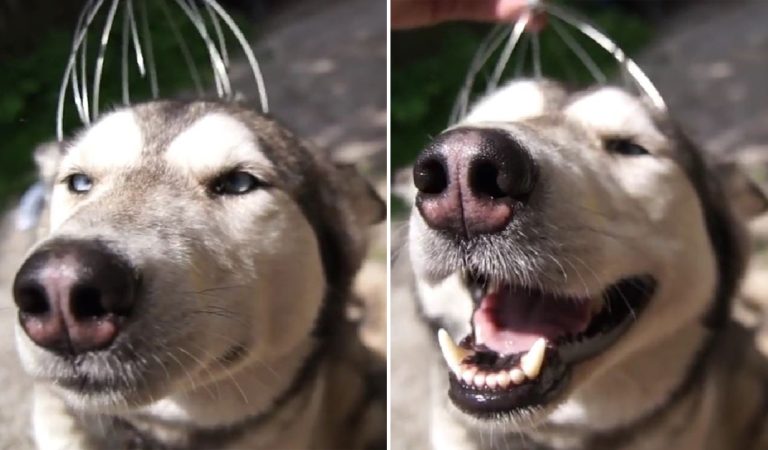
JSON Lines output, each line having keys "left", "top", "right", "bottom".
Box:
{"left": 0, "top": 0, "right": 385, "bottom": 447}
{"left": 391, "top": 1, "right": 768, "bottom": 448}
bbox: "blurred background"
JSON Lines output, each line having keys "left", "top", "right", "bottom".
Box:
{"left": 0, "top": 0, "right": 385, "bottom": 447}
{"left": 0, "top": 0, "right": 265, "bottom": 206}
{"left": 391, "top": 0, "right": 768, "bottom": 448}
{"left": 0, "top": 0, "right": 386, "bottom": 206}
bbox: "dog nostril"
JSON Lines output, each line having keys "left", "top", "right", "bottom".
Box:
{"left": 17, "top": 284, "right": 50, "bottom": 316}
{"left": 470, "top": 161, "right": 508, "bottom": 199}
{"left": 413, "top": 157, "right": 448, "bottom": 195}
{"left": 469, "top": 152, "right": 537, "bottom": 202}
{"left": 70, "top": 285, "right": 107, "bottom": 320}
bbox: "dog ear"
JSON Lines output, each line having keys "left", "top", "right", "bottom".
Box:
{"left": 392, "top": 165, "right": 417, "bottom": 207}
{"left": 717, "top": 159, "right": 768, "bottom": 220}
{"left": 334, "top": 163, "right": 386, "bottom": 226}
{"left": 33, "top": 141, "right": 64, "bottom": 185}
{"left": 15, "top": 141, "right": 62, "bottom": 231}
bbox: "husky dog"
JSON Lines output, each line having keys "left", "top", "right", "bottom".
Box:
{"left": 406, "top": 79, "right": 768, "bottom": 449}
{"left": 10, "top": 101, "right": 385, "bottom": 449}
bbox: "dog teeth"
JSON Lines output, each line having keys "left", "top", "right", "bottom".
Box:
{"left": 437, "top": 329, "right": 471, "bottom": 375}
{"left": 457, "top": 365, "right": 528, "bottom": 389}
{"left": 496, "top": 371, "right": 511, "bottom": 388}
{"left": 440, "top": 330, "right": 548, "bottom": 389}
{"left": 520, "top": 338, "right": 547, "bottom": 379}
{"left": 509, "top": 368, "right": 526, "bottom": 384}
{"left": 461, "top": 366, "right": 477, "bottom": 385}
{"left": 473, "top": 372, "right": 486, "bottom": 388}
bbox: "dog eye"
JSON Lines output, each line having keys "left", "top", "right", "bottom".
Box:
{"left": 66, "top": 173, "right": 93, "bottom": 194}
{"left": 210, "top": 171, "right": 262, "bottom": 196}
{"left": 603, "top": 138, "right": 650, "bottom": 156}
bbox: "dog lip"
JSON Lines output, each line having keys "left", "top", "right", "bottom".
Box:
{"left": 557, "top": 275, "right": 657, "bottom": 363}
{"left": 217, "top": 344, "right": 249, "bottom": 367}
{"left": 445, "top": 275, "right": 656, "bottom": 418}
{"left": 55, "top": 372, "right": 127, "bottom": 394}
{"left": 448, "top": 351, "right": 569, "bottom": 418}
{"left": 50, "top": 343, "right": 251, "bottom": 398}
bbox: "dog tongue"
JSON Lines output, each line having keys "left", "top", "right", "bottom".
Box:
{"left": 472, "top": 286, "right": 592, "bottom": 355}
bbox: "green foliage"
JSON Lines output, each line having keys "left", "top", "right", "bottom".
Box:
{"left": 391, "top": 5, "right": 653, "bottom": 177}
{"left": 0, "top": 29, "right": 71, "bottom": 204}
{"left": 0, "top": 4, "right": 250, "bottom": 207}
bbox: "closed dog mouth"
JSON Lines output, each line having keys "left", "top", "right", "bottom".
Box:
{"left": 438, "top": 273, "right": 656, "bottom": 418}
{"left": 57, "top": 372, "right": 126, "bottom": 393}
{"left": 50, "top": 343, "right": 249, "bottom": 396}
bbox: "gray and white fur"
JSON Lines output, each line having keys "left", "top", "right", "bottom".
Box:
{"left": 405, "top": 79, "right": 768, "bottom": 450}
{"left": 12, "top": 100, "right": 385, "bottom": 450}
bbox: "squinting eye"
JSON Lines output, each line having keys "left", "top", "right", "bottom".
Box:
{"left": 210, "top": 171, "right": 262, "bottom": 196}
{"left": 603, "top": 138, "right": 650, "bottom": 156}
{"left": 66, "top": 173, "right": 93, "bottom": 194}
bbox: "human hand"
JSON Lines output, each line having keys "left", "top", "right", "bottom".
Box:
{"left": 392, "top": 0, "right": 540, "bottom": 30}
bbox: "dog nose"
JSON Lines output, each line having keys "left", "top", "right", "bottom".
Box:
{"left": 13, "top": 239, "right": 139, "bottom": 355}
{"left": 414, "top": 127, "right": 538, "bottom": 237}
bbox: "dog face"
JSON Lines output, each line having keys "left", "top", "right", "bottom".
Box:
{"left": 409, "top": 80, "right": 758, "bottom": 431}
{"left": 13, "top": 101, "right": 383, "bottom": 414}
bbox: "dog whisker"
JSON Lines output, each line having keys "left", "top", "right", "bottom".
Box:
{"left": 174, "top": 346, "right": 227, "bottom": 400}
{"left": 142, "top": 319, "right": 281, "bottom": 386}
{"left": 163, "top": 348, "right": 203, "bottom": 396}
{"left": 187, "top": 309, "right": 252, "bottom": 328}
{"left": 185, "top": 284, "right": 251, "bottom": 295}
{"left": 182, "top": 342, "right": 254, "bottom": 404}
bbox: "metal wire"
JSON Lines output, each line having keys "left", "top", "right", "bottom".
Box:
{"left": 450, "top": 0, "right": 666, "bottom": 125}
{"left": 137, "top": 0, "right": 159, "bottom": 100}
{"left": 56, "top": 0, "right": 269, "bottom": 141}
{"left": 57, "top": 0, "right": 104, "bottom": 138}
{"left": 92, "top": 0, "right": 120, "bottom": 119}
{"left": 159, "top": 0, "right": 204, "bottom": 96}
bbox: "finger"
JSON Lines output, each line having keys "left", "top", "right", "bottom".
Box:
{"left": 393, "top": 0, "right": 532, "bottom": 30}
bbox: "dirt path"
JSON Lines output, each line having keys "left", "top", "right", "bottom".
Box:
{"left": 641, "top": 0, "right": 768, "bottom": 159}
{"left": 244, "top": 0, "right": 387, "bottom": 176}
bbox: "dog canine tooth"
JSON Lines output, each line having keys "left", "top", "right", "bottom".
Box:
{"left": 509, "top": 368, "right": 526, "bottom": 384}
{"left": 437, "top": 329, "right": 471, "bottom": 375}
{"left": 521, "top": 338, "right": 547, "bottom": 379}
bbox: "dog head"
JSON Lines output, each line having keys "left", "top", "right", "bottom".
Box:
{"left": 12, "top": 101, "right": 384, "bottom": 414}
{"left": 409, "top": 80, "right": 765, "bottom": 432}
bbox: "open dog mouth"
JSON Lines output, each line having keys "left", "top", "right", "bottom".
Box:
{"left": 438, "top": 273, "right": 656, "bottom": 418}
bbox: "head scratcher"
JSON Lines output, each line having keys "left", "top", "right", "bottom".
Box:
{"left": 56, "top": 0, "right": 269, "bottom": 141}
{"left": 450, "top": 0, "right": 666, "bottom": 125}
